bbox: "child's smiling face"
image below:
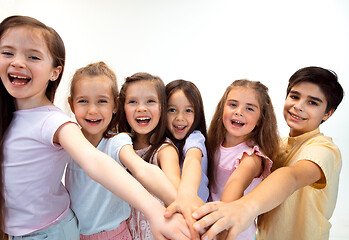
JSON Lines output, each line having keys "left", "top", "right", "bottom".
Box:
{"left": 167, "top": 89, "right": 195, "bottom": 140}
{"left": 69, "top": 75, "right": 116, "bottom": 146}
{"left": 0, "top": 26, "right": 61, "bottom": 109}
{"left": 283, "top": 81, "right": 332, "bottom": 137}
{"left": 222, "top": 86, "right": 261, "bottom": 147}
{"left": 124, "top": 80, "right": 161, "bottom": 138}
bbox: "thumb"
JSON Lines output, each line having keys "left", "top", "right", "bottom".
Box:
{"left": 164, "top": 202, "right": 179, "bottom": 218}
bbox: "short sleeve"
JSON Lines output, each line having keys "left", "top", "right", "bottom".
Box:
{"left": 294, "top": 139, "right": 341, "bottom": 189}
{"left": 41, "top": 110, "right": 77, "bottom": 147}
{"left": 183, "top": 130, "right": 206, "bottom": 156}
{"left": 110, "top": 133, "right": 133, "bottom": 167}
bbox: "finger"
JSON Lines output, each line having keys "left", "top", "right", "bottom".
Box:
{"left": 192, "top": 202, "right": 219, "bottom": 220}
{"left": 193, "top": 210, "right": 222, "bottom": 232}
{"left": 182, "top": 211, "right": 200, "bottom": 240}
{"left": 199, "top": 219, "right": 229, "bottom": 240}
{"left": 170, "top": 221, "right": 191, "bottom": 240}
{"left": 164, "top": 202, "right": 180, "bottom": 218}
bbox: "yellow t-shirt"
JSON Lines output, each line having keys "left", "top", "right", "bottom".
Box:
{"left": 257, "top": 128, "right": 342, "bottom": 240}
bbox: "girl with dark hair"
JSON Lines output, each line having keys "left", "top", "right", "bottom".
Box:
{"left": 163, "top": 80, "right": 210, "bottom": 239}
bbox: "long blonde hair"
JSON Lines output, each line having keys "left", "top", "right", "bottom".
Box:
{"left": 208, "top": 80, "right": 280, "bottom": 181}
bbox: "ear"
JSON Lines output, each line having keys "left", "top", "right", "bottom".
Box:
{"left": 322, "top": 109, "right": 334, "bottom": 122}
{"left": 50, "top": 66, "right": 62, "bottom": 82}
{"left": 68, "top": 97, "right": 75, "bottom": 113}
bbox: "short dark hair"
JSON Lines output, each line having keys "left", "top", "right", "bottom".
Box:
{"left": 287, "top": 66, "right": 344, "bottom": 113}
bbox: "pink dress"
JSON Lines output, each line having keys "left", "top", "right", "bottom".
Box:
{"left": 127, "top": 140, "right": 172, "bottom": 240}
{"left": 209, "top": 142, "right": 273, "bottom": 240}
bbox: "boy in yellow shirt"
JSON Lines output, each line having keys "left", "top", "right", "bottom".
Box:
{"left": 192, "top": 66, "right": 344, "bottom": 240}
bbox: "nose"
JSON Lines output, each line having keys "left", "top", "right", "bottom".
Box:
{"left": 136, "top": 103, "right": 147, "bottom": 112}
{"left": 10, "top": 55, "right": 26, "bottom": 69}
{"left": 175, "top": 111, "right": 184, "bottom": 121}
{"left": 87, "top": 104, "right": 98, "bottom": 114}
{"left": 234, "top": 107, "right": 243, "bottom": 117}
{"left": 294, "top": 101, "right": 304, "bottom": 112}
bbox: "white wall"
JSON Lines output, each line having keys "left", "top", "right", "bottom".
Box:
{"left": 1, "top": 0, "right": 348, "bottom": 239}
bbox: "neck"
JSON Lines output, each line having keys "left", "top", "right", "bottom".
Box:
{"left": 133, "top": 133, "right": 151, "bottom": 150}
{"left": 15, "top": 96, "right": 53, "bottom": 110}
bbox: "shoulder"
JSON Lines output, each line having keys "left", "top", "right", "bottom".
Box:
{"left": 184, "top": 130, "right": 206, "bottom": 152}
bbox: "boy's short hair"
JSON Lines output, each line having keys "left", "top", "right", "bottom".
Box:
{"left": 287, "top": 66, "right": 344, "bottom": 113}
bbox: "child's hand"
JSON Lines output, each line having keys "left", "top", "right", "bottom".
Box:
{"left": 148, "top": 206, "right": 191, "bottom": 240}
{"left": 165, "top": 193, "right": 205, "bottom": 240}
{"left": 192, "top": 200, "right": 256, "bottom": 240}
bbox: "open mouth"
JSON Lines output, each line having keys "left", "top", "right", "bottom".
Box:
{"left": 231, "top": 120, "right": 245, "bottom": 127}
{"left": 174, "top": 125, "right": 187, "bottom": 133}
{"left": 136, "top": 117, "right": 150, "bottom": 125}
{"left": 86, "top": 119, "right": 102, "bottom": 124}
{"left": 9, "top": 74, "right": 31, "bottom": 86}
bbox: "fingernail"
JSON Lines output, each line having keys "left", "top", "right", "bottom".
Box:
{"left": 193, "top": 223, "right": 199, "bottom": 230}
{"left": 202, "top": 236, "right": 208, "bottom": 240}
{"left": 192, "top": 212, "right": 198, "bottom": 218}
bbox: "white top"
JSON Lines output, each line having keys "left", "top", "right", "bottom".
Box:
{"left": 65, "top": 133, "right": 132, "bottom": 235}
{"left": 3, "top": 106, "right": 74, "bottom": 236}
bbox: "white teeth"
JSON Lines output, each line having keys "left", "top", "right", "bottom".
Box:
{"left": 12, "top": 82, "right": 27, "bottom": 85}
{"left": 10, "top": 74, "right": 28, "bottom": 79}
{"left": 232, "top": 120, "right": 243, "bottom": 124}
{"left": 175, "top": 125, "right": 186, "bottom": 130}
{"left": 290, "top": 112, "right": 304, "bottom": 120}
{"left": 137, "top": 117, "right": 150, "bottom": 121}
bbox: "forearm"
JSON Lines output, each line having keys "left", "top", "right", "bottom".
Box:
{"left": 134, "top": 162, "right": 177, "bottom": 205}
{"left": 239, "top": 166, "right": 299, "bottom": 216}
{"left": 178, "top": 157, "right": 201, "bottom": 195}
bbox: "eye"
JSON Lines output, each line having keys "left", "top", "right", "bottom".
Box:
{"left": 148, "top": 99, "right": 157, "bottom": 104}
{"left": 185, "top": 108, "right": 194, "bottom": 113}
{"left": 168, "top": 107, "right": 176, "bottom": 113}
{"left": 77, "top": 99, "right": 87, "bottom": 103}
{"left": 308, "top": 100, "right": 318, "bottom": 106}
{"left": 127, "top": 100, "right": 137, "bottom": 104}
{"left": 229, "top": 102, "right": 237, "bottom": 107}
{"left": 99, "top": 99, "right": 108, "bottom": 103}
{"left": 289, "top": 94, "right": 299, "bottom": 100}
{"left": 29, "top": 56, "right": 40, "bottom": 60}
{"left": 1, "top": 51, "right": 13, "bottom": 56}
{"left": 247, "top": 107, "right": 255, "bottom": 111}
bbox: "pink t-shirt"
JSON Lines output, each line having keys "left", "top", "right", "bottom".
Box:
{"left": 209, "top": 142, "right": 273, "bottom": 240}
{"left": 3, "top": 106, "right": 75, "bottom": 236}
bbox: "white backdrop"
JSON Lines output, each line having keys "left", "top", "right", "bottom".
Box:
{"left": 1, "top": 0, "right": 348, "bottom": 239}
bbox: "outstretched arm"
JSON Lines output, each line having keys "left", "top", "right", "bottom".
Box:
{"left": 192, "top": 160, "right": 323, "bottom": 240}
{"left": 165, "top": 147, "right": 205, "bottom": 240}
{"left": 119, "top": 144, "right": 177, "bottom": 206}
{"left": 56, "top": 123, "right": 190, "bottom": 240}
{"left": 157, "top": 144, "right": 181, "bottom": 190}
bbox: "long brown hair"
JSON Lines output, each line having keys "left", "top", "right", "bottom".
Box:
{"left": 208, "top": 79, "right": 279, "bottom": 182}
{"left": 0, "top": 15, "right": 65, "bottom": 235}
{"left": 117, "top": 72, "right": 167, "bottom": 162}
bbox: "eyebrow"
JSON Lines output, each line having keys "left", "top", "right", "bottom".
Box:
{"left": 290, "top": 90, "right": 323, "bottom": 103}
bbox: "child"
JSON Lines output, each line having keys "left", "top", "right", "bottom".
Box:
{"left": 163, "top": 80, "right": 210, "bottom": 239}
{"left": 192, "top": 67, "right": 344, "bottom": 240}
{"left": 204, "top": 79, "right": 279, "bottom": 240}
{"left": 117, "top": 72, "right": 181, "bottom": 240}
{"left": 0, "top": 15, "right": 190, "bottom": 240}
{"left": 65, "top": 62, "right": 182, "bottom": 239}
